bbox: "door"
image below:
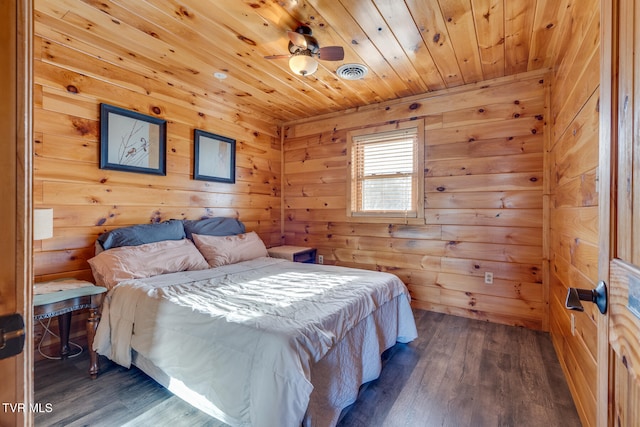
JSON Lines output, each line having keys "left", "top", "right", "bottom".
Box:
{"left": 600, "top": 0, "right": 640, "bottom": 425}
{"left": 0, "top": 1, "right": 33, "bottom": 426}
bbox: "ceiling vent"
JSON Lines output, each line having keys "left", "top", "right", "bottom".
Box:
{"left": 336, "top": 63, "right": 368, "bottom": 80}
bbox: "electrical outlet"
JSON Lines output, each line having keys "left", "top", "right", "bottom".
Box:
{"left": 318, "top": 255, "right": 324, "bottom": 264}
{"left": 571, "top": 313, "right": 576, "bottom": 336}
{"left": 484, "top": 272, "right": 493, "bottom": 284}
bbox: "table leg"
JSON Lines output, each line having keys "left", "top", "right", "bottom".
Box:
{"left": 87, "top": 307, "right": 101, "bottom": 379}
{"left": 57, "top": 312, "right": 72, "bottom": 359}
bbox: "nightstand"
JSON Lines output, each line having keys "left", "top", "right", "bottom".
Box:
{"left": 268, "top": 245, "right": 317, "bottom": 263}
{"left": 33, "top": 279, "right": 107, "bottom": 379}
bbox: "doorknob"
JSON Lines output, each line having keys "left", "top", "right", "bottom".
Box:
{"left": 565, "top": 281, "right": 607, "bottom": 315}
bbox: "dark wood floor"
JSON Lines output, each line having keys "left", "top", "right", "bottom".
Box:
{"left": 34, "top": 310, "right": 581, "bottom": 427}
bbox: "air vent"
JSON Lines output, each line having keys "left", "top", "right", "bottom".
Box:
{"left": 336, "top": 63, "right": 368, "bottom": 80}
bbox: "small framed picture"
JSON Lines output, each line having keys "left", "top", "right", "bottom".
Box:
{"left": 99, "top": 103, "right": 166, "bottom": 175}
{"left": 193, "top": 129, "right": 236, "bottom": 183}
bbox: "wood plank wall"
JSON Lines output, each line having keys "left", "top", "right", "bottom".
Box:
{"left": 32, "top": 11, "right": 281, "bottom": 358}
{"left": 30, "top": 10, "right": 600, "bottom": 422}
{"left": 282, "top": 70, "right": 548, "bottom": 330}
{"left": 547, "top": 0, "right": 600, "bottom": 425}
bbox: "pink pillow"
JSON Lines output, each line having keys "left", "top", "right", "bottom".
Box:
{"left": 88, "top": 239, "right": 209, "bottom": 289}
{"left": 192, "top": 232, "right": 268, "bottom": 268}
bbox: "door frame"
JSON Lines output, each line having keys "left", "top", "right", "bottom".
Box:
{"left": 598, "top": 0, "right": 616, "bottom": 425}
{"left": 0, "top": 0, "right": 33, "bottom": 425}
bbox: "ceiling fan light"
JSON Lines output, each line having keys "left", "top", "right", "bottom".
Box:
{"left": 289, "top": 52, "right": 318, "bottom": 76}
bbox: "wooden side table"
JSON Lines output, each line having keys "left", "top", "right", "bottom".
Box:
{"left": 33, "top": 280, "right": 107, "bottom": 379}
{"left": 268, "top": 245, "right": 317, "bottom": 263}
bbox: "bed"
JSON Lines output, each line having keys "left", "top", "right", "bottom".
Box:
{"left": 90, "top": 218, "right": 418, "bottom": 427}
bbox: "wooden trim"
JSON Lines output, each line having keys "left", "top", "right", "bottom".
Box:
{"left": 280, "top": 124, "right": 285, "bottom": 245}
{"left": 0, "top": 0, "right": 33, "bottom": 425}
{"left": 598, "top": 0, "right": 616, "bottom": 425}
{"left": 345, "top": 119, "right": 425, "bottom": 221}
{"left": 17, "top": 0, "right": 34, "bottom": 420}
{"left": 542, "top": 72, "right": 551, "bottom": 332}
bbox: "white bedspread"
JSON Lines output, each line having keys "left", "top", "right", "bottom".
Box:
{"left": 94, "top": 257, "right": 417, "bottom": 427}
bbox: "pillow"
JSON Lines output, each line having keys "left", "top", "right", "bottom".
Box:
{"left": 97, "top": 220, "right": 186, "bottom": 250}
{"left": 183, "top": 217, "right": 245, "bottom": 240}
{"left": 88, "top": 239, "right": 209, "bottom": 289}
{"left": 192, "top": 231, "right": 268, "bottom": 268}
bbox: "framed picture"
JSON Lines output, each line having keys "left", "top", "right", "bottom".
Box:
{"left": 99, "top": 103, "right": 166, "bottom": 175}
{"left": 193, "top": 129, "right": 236, "bottom": 183}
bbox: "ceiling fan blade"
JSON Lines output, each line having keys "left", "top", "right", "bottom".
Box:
{"left": 264, "top": 54, "right": 291, "bottom": 60}
{"left": 288, "top": 31, "right": 307, "bottom": 48}
{"left": 318, "top": 46, "right": 344, "bottom": 61}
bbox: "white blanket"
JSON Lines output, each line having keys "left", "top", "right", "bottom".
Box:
{"left": 94, "top": 257, "right": 417, "bottom": 427}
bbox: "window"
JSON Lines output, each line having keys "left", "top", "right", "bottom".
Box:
{"left": 347, "top": 120, "right": 424, "bottom": 219}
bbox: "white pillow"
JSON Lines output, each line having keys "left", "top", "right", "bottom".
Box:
{"left": 88, "top": 239, "right": 209, "bottom": 289}
{"left": 192, "top": 231, "right": 268, "bottom": 268}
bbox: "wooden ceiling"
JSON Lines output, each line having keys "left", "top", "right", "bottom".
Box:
{"left": 35, "top": 0, "right": 568, "bottom": 125}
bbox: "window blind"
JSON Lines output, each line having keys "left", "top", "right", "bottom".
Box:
{"left": 351, "top": 127, "right": 419, "bottom": 215}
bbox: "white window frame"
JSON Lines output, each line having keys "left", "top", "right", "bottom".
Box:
{"left": 346, "top": 120, "right": 424, "bottom": 221}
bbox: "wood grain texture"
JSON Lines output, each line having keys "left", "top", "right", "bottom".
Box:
{"left": 30, "top": 0, "right": 562, "bottom": 124}
{"left": 28, "top": 2, "right": 603, "bottom": 421}
{"left": 33, "top": 310, "right": 581, "bottom": 427}
{"left": 32, "top": 2, "right": 283, "bottom": 360}
{"left": 283, "top": 73, "right": 547, "bottom": 330}
{"left": 546, "top": 0, "right": 601, "bottom": 425}
{"left": 342, "top": 310, "right": 578, "bottom": 427}
{"left": 605, "top": 0, "right": 640, "bottom": 424}
{"left": 33, "top": 12, "right": 283, "bottom": 274}
{"left": 0, "top": 1, "right": 33, "bottom": 424}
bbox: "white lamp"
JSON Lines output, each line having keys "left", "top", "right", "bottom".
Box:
{"left": 34, "top": 208, "right": 54, "bottom": 240}
{"left": 289, "top": 50, "right": 318, "bottom": 76}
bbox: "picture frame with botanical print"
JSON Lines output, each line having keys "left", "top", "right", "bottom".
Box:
{"left": 193, "top": 129, "right": 236, "bottom": 183}
{"left": 99, "top": 103, "right": 167, "bottom": 175}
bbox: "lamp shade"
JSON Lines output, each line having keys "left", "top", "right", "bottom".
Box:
{"left": 289, "top": 52, "right": 318, "bottom": 76}
{"left": 34, "top": 208, "right": 54, "bottom": 240}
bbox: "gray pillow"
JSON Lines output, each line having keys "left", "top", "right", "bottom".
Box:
{"left": 97, "top": 219, "right": 186, "bottom": 250}
{"left": 183, "top": 217, "right": 245, "bottom": 239}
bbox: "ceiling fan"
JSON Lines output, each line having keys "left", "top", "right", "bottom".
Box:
{"left": 265, "top": 26, "right": 345, "bottom": 76}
